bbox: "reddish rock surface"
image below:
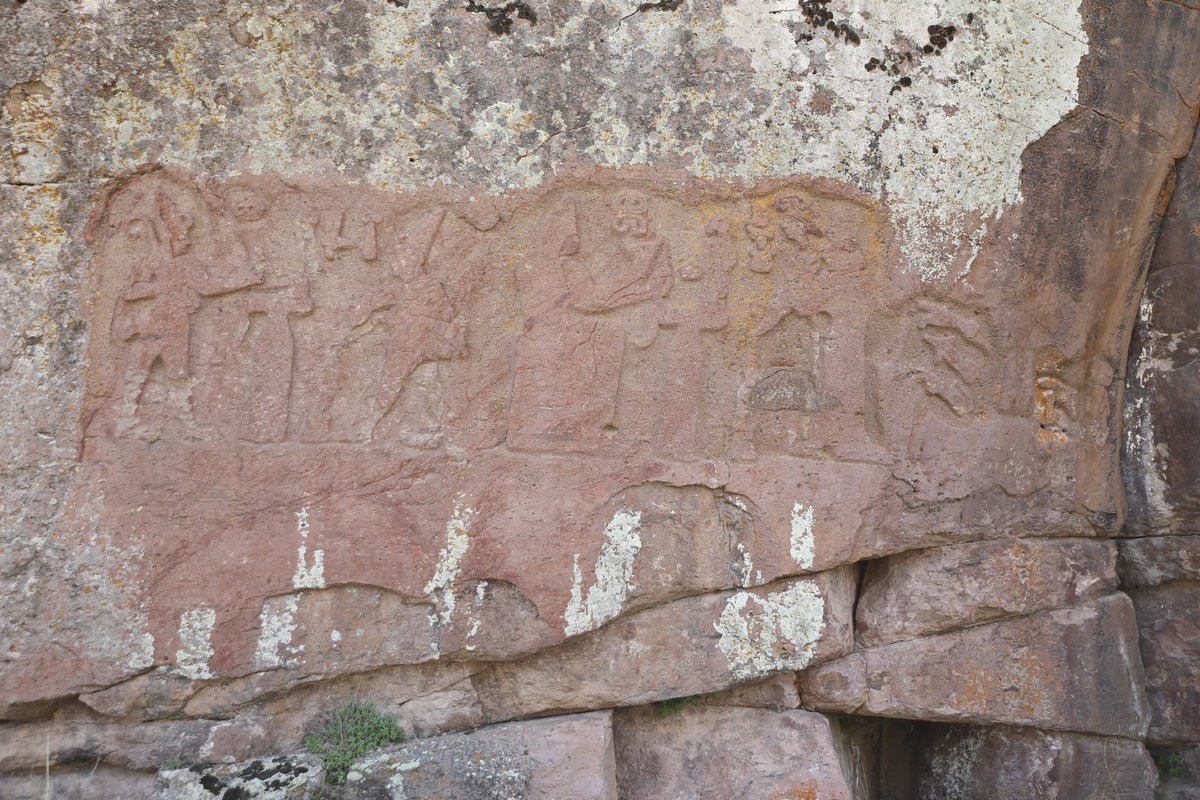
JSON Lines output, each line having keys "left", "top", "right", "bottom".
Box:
{"left": 1, "top": 0, "right": 1199, "bottom": 796}
{"left": 614, "top": 705, "right": 854, "bottom": 800}
{"left": 341, "top": 711, "right": 617, "bottom": 800}
{"left": 472, "top": 567, "right": 856, "bottom": 722}
{"left": 856, "top": 538, "right": 1118, "bottom": 647}
{"left": 800, "top": 594, "right": 1151, "bottom": 737}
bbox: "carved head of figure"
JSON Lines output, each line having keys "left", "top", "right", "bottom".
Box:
{"left": 611, "top": 190, "right": 651, "bottom": 238}
{"left": 123, "top": 216, "right": 156, "bottom": 248}
{"left": 225, "top": 183, "right": 272, "bottom": 223}
{"left": 775, "top": 196, "right": 821, "bottom": 245}
{"left": 745, "top": 210, "right": 774, "bottom": 250}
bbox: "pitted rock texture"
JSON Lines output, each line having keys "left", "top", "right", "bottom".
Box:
{"left": 614, "top": 705, "right": 854, "bottom": 799}
{"left": 912, "top": 724, "right": 1158, "bottom": 800}
{"left": 2, "top": 0, "right": 1200, "bottom": 797}
{"left": 154, "top": 755, "right": 323, "bottom": 800}
{"left": 341, "top": 711, "right": 617, "bottom": 800}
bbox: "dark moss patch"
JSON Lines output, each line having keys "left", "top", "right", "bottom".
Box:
{"left": 635, "top": 0, "right": 684, "bottom": 11}
{"left": 464, "top": 1, "right": 537, "bottom": 35}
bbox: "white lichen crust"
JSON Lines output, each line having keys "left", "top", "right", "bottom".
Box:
{"left": 86, "top": 0, "right": 1088, "bottom": 280}
{"left": 564, "top": 509, "right": 643, "bottom": 636}
{"left": 715, "top": 578, "right": 825, "bottom": 680}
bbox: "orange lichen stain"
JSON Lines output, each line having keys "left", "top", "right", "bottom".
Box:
{"left": 769, "top": 779, "right": 849, "bottom": 800}
{"left": 3, "top": 79, "right": 51, "bottom": 119}
{"left": 1034, "top": 349, "right": 1070, "bottom": 444}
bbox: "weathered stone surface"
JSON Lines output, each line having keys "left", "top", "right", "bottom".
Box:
{"left": 800, "top": 594, "right": 1150, "bottom": 737}
{"left": 80, "top": 667, "right": 200, "bottom": 720}
{"left": 705, "top": 672, "right": 802, "bottom": 711}
{"left": 7, "top": 9, "right": 1197, "bottom": 720}
{"left": 1121, "top": 536, "right": 1200, "bottom": 589}
{"left": 153, "top": 755, "right": 323, "bottom": 800}
{"left": 0, "top": 714, "right": 266, "bottom": 777}
{"left": 473, "top": 567, "right": 855, "bottom": 722}
{"left": 914, "top": 724, "right": 1157, "bottom": 800}
{"left": 183, "top": 659, "right": 478, "bottom": 724}
{"left": 0, "top": 767, "right": 158, "bottom": 800}
{"left": 856, "top": 538, "right": 1118, "bottom": 646}
{"left": 614, "top": 705, "right": 853, "bottom": 799}
{"left": 342, "top": 710, "right": 616, "bottom": 800}
{"left": 3, "top": 0, "right": 1200, "bottom": 790}
{"left": 1153, "top": 744, "right": 1200, "bottom": 800}
{"left": 1129, "top": 583, "right": 1200, "bottom": 743}
{"left": 1124, "top": 104, "right": 1200, "bottom": 537}
{"left": 0, "top": 663, "right": 484, "bottom": 774}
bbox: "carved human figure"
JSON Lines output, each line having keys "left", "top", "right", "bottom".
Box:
{"left": 111, "top": 190, "right": 261, "bottom": 438}
{"left": 214, "top": 181, "right": 313, "bottom": 442}
{"left": 329, "top": 207, "right": 466, "bottom": 443}
{"left": 434, "top": 200, "right": 516, "bottom": 450}
{"left": 509, "top": 190, "right": 673, "bottom": 450}
{"left": 311, "top": 208, "right": 379, "bottom": 262}
{"left": 753, "top": 195, "right": 832, "bottom": 336}
{"left": 747, "top": 311, "right": 833, "bottom": 414}
{"left": 655, "top": 217, "right": 736, "bottom": 458}
{"left": 745, "top": 209, "right": 777, "bottom": 274}
{"left": 867, "top": 299, "right": 992, "bottom": 457}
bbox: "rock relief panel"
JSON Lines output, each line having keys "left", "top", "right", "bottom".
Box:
{"left": 77, "top": 169, "right": 1118, "bottom": 680}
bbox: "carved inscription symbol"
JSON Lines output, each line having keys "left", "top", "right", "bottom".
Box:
{"left": 1034, "top": 350, "right": 1073, "bottom": 444}
{"left": 909, "top": 301, "right": 990, "bottom": 418}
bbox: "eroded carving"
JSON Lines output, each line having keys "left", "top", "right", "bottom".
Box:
{"left": 509, "top": 190, "right": 674, "bottom": 453}
{"left": 866, "top": 298, "right": 996, "bottom": 458}
{"left": 109, "top": 189, "right": 262, "bottom": 439}
{"left": 88, "top": 173, "right": 890, "bottom": 462}
{"left": 70, "top": 166, "right": 1133, "bottom": 698}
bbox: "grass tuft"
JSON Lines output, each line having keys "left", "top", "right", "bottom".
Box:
{"left": 303, "top": 700, "right": 406, "bottom": 786}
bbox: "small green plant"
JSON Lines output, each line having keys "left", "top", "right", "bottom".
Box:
{"left": 163, "top": 755, "right": 186, "bottom": 771}
{"left": 1155, "top": 750, "right": 1187, "bottom": 780}
{"left": 303, "top": 700, "right": 406, "bottom": 786}
{"left": 655, "top": 694, "right": 710, "bottom": 718}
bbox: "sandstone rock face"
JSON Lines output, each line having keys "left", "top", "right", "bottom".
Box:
{"left": 1124, "top": 109, "right": 1200, "bottom": 538}
{"left": 154, "top": 755, "right": 323, "bottom": 800}
{"left": 614, "top": 705, "right": 854, "bottom": 799}
{"left": 1130, "top": 583, "right": 1200, "bottom": 743}
{"left": 856, "top": 538, "right": 1118, "bottom": 646}
{"left": 913, "top": 724, "right": 1158, "bottom": 800}
{"left": 0, "top": 768, "right": 159, "bottom": 800}
{"left": 471, "top": 567, "right": 855, "bottom": 722}
{"left": 342, "top": 711, "right": 617, "bottom": 800}
{"left": 2, "top": 0, "right": 1200, "bottom": 796}
{"left": 1121, "top": 536, "right": 1200, "bottom": 589}
{"left": 1121, "top": 78, "right": 1200, "bottom": 772}
{"left": 801, "top": 594, "right": 1151, "bottom": 737}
